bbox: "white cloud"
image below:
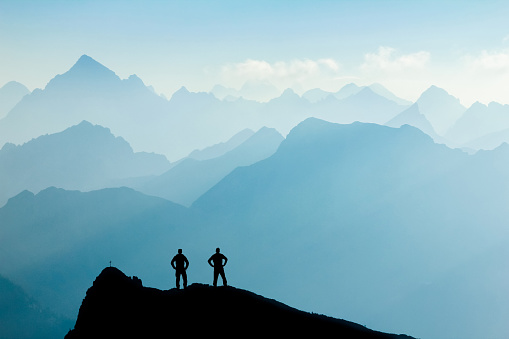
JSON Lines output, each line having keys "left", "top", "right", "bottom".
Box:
{"left": 465, "top": 50, "right": 509, "bottom": 73}
{"left": 360, "top": 46, "right": 430, "bottom": 73}
{"left": 220, "top": 58, "right": 342, "bottom": 89}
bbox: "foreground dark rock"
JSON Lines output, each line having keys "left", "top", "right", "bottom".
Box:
{"left": 66, "top": 267, "right": 414, "bottom": 339}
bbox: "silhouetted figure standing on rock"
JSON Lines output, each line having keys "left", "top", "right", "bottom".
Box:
{"left": 171, "top": 249, "right": 189, "bottom": 289}
{"left": 208, "top": 248, "right": 228, "bottom": 287}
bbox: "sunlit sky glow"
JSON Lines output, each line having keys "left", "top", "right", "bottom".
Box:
{"left": 1, "top": 0, "right": 509, "bottom": 106}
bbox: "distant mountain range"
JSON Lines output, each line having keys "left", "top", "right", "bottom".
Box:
{"left": 446, "top": 101, "right": 509, "bottom": 147}
{"left": 0, "top": 55, "right": 172, "bottom": 156}
{"left": 187, "top": 128, "right": 255, "bottom": 161}
{"left": 302, "top": 83, "right": 412, "bottom": 106}
{"left": 210, "top": 80, "right": 281, "bottom": 102}
{"left": 0, "top": 55, "right": 411, "bottom": 160}
{"left": 3, "top": 54, "right": 509, "bottom": 157}
{"left": 65, "top": 267, "right": 414, "bottom": 339}
{"left": 129, "top": 126, "right": 284, "bottom": 206}
{"left": 386, "top": 86, "right": 465, "bottom": 141}
{"left": 2, "top": 119, "right": 509, "bottom": 339}
{"left": 0, "top": 120, "right": 171, "bottom": 206}
{"left": 2, "top": 55, "right": 509, "bottom": 158}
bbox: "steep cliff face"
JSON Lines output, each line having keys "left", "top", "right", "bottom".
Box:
{"left": 66, "top": 267, "right": 413, "bottom": 339}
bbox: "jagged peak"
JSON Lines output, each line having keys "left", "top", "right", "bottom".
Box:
{"left": 69, "top": 55, "right": 114, "bottom": 75}
{"left": 170, "top": 86, "right": 190, "bottom": 101}
{"left": 44, "top": 55, "right": 119, "bottom": 90}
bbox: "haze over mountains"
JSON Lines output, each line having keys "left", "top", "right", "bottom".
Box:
{"left": 129, "top": 126, "right": 284, "bottom": 206}
{"left": 2, "top": 55, "right": 509, "bottom": 161}
{"left": 0, "top": 121, "right": 171, "bottom": 206}
{"left": 2, "top": 118, "right": 509, "bottom": 338}
{"left": 2, "top": 55, "right": 509, "bottom": 339}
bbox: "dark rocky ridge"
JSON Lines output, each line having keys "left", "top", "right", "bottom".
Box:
{"left": 66, "top": 267, "right": 414, "bottom": 339}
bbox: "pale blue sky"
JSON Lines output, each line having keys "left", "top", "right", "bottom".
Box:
{"left": 1, "top": 0, "right": 509, "bottom": 105}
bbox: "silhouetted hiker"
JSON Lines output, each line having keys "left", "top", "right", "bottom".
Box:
{"left": 171, "top": 249, "right": 189, "bottom": 289}
{"left": 208, "top": 248, "right": 228, "bottom": 287}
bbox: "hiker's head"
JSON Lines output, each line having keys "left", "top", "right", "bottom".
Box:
{"left": 178, "top": 249, "right": 182, "bottom": 254}
{"left": 216, "top": 247, "right": 220, "bottom": 253}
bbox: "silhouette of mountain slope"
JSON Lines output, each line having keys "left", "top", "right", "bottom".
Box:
{"left": 132, "top": 126, "right": 284, "bottom": 206}
{"left": 446, "top": 101, "right": 509, "bottom": 146}
{"left": 65, "top": 267, "right": 413, "bottom": 339}
{"left": 187, "top": 128, "right": 255, "bottom": 161}
{"left": 411, "top": 85, "right": 465, "bottom": 135}
{"left": 191, "top": 118, "right": 509, "bottom": 339}
{"left": 0, "top": 273, "right": 72, "bottom": 339}
{"left": 0, "top": 120, "right": 170, "bottom": 206}
{"left": 368, "top": 83, "right": 412, "bottom": 106}
{"left": 385, "top": 103, "right": 440, "bottom": 141}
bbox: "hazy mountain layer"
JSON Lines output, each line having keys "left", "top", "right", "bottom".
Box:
{"left": 302, "top": 83, "right": 412, "bottom": 106}
{"left": 187, "top": 128, "right": 255, "bottom": 161}
{"left": 0, "top": 55, "right": 411, "bottom": 160}
{"left": 131, "top": 127, "right": 284, "bottom": 206}
{"left": 446, "top": 101, "right": 509, "bottom": 146}
{"left": 410, "top": 85, "right": 465, "bottom": 135}
{"left": 385, "top": 103, "right": 440, "bottom": 140}
{"left": 0, "top": 55, "right": 171, "bottom": 157}
{"left": 0, "top": 121, "right": 170, "bottom": 206}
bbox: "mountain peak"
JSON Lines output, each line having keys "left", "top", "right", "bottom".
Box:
{"left": 414, "top": 85, "right": 465, "bottom": 135}
{"left": 268, "top": 88, "right": 303, "bottom": 104}
{"left": 280, "top": 88, "right": 299, "bottom": 97}
{"left": 69, "top": 55, "right": 113, "bottom": 74}
{"left": 170, "top": 86, "right": 190, "bottom": 99}
{"left": 418, "top": 85, "right": 453, "bottom": 101}
{"left": 44, "top": 55, "right": 119, "bottom": 91}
